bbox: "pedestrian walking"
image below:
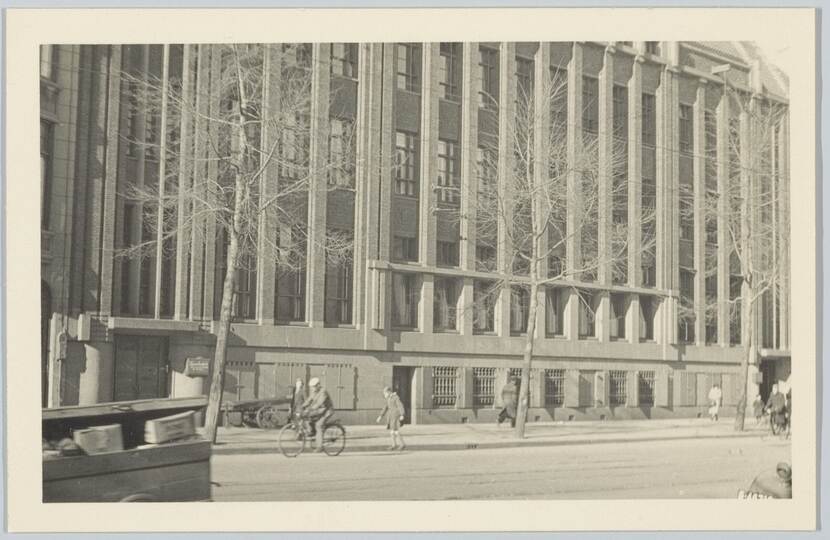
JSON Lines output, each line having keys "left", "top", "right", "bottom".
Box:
{"left": 497, "top": 377, "right": 519, "bottom": 428}
{"left": 766, "top": 384, "right": 787, "bottom": 435}
{"left": 288, "top": 378, "right": 306, "bottom": 420}
{"left": 376, "top": 386, "right": 406, "bottom": 451}
{"left": 707, "top": 383, "right": 722, "bottom": 421}
{"left": 752, "top": 394, "right": 765, "bottom": 426}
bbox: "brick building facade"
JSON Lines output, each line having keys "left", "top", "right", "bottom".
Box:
{"left": 41, "top": 41, "right": 791, "bottom": 423}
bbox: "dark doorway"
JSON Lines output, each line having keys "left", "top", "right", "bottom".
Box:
{"left": 114, "top": 336, "right": 169, "bottom": 401}
{"left": 392, "top": 366, "right": 414, "bottom": 424}
{"left": 759, "top": 360, "right": 777, "bottom": 403}
{"left": 41, "top": 281, "right": 52, "bottom": 407}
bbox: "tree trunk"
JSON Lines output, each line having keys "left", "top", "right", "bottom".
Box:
{"left": 514, "top": 281, "right": 538, "bottom": 439}
{"left": 733, "top": 293, "right": 755, "bottom": 432}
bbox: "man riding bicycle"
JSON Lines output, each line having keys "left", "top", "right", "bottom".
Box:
{"left": 301, "top": 377, "right": 334, "bottom": 452}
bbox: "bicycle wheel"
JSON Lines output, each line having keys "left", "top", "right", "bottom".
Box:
{"left": 278, "top": 423, "right": 306, "bottom": 457}
{"left": 321, "top": 423, "right": 346, "bottom": 456}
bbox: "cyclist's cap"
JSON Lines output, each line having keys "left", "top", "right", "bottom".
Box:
{"left": 383, "top": 386, "right": 392, "bottom": 394}
{"left": 776, "top": 462, "right": 792, "bottom": 481}
{"left": 309, "top": 377, "right": 321, "bottom": 387}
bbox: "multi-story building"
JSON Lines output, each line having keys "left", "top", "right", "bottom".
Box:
{"left": 41, "top": 41, "right": 790, "bottom": 423}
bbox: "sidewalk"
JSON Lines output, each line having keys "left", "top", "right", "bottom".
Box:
{"left": 208, "top": 418, "right": 780, "bottom": 455}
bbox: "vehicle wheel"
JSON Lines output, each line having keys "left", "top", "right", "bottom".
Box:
{"left": 256, "top": 406, "right": 281, "bottom": 429}
{"left": 322, "top": 423, "right": 346, "bottom": 457}
{"left": 278, "top": 424, "right": 305, "bottom": 457}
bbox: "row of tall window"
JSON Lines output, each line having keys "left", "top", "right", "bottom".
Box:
{"left": 432, "top": 366, "right": 655, "bottom": 408}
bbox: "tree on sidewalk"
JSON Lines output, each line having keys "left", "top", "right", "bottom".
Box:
{"left": 116, "top": 43, "right": 357, "bottom": 442}
{"left": 437, "top": 54, "right": 654, "bottom": 439}
{"left": 705, "top": 85, "right": 788, "bottom": 431}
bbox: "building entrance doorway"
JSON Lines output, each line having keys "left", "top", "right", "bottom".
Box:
{"left": 759, "top": 360, "right": 777, "bottom": 403}
{"left": 392, "top": 366, "right": 414, "bottom": 424}
{"left": 114, "top": 336, "right": 169, "bottom": 401}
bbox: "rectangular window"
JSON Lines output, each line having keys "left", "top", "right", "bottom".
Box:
{"left": 437, "top": 240, "right": 459, "bottom": 267}
{"left": 510, "top": 286, "right": 530, "bottom": 334}
{"left": 613, "top": 85, "right": 628, "bottom": 140}
{"left": 645, "top": 42, "right": 660, "bottom": 55}
{"left": 437, "top": 139, "right": 460, "bottom": 205}
{"left": 582, "top": 76, "right": 599, "bottom": 134}
{"left": 545, "top": 287, "right": 566, "bottom": 337}
{"left": 40, "top": 120, "right": 54, "bottom": 229}
{"left": 730, "top": 275, "right": 742, "bottom": 345}
{"left": 639, "top": 295, "right": 656, "bottom": 341}
{"left": 680, "top": 196, "right": 694, "bottom": 241}
{"left": 296, "top": 44, "right": 312, "bottom": 69}
{"left": 433, "top": 277, "right": 459, "bottom": 332}
{"left": 331, "top": 43, "right": 358, "bottom": 78}
{"left": 475, "top": 243, "right": 496, "bottom": 272}
{"left": 395, "top": 131, "right": 419, "bottom": 197}
{"left": 391, "top": 273, "right": 419, "bottom": 329}
{"left": 439, "top": 43, "right": 460, "bottom": 101}
{"left": 679, "top": 268, "right": 695, "bottom": 344}
{"left": 276, "top": 268, "right": 306, "bottom": 323}
{"left": 432, "top": 366, "right": 458, "bottom": 407}
{"left": 145, "top": 112, "right": 159, "bottom": 161}
{"left": 544, "top": 369, "right": 565, "bottom": 406}
{"left": 119, "top": 203, "right": 135, "bottom": 314}
{"left": 550, "top": 68, "right": 568, "bottom": 135}
{"left": 234, "top": 253, "right": 257, "bottom": 321}
{"left": 705, "top": 274, "right": 718, "bottom": 344}
{"left": 40, "top": 45, "right": 58, "bottom": 80}
{"left": 610, "top": 293, "right": 627, "bottom": 339}
{"left": 472, "top": 367, "right": 496, "bottom": 407}
{"left": 396, "top": 43, "right": 421, "bottom": 93}
{"left": 679, "top": 104, "right": 694, "bottom": 154}
{"left": 478, "top": 47, "right": 499, "bottom": 110}
{"left": 473, "top": 280, "right": 496, "bottom": 334}
{"left": 125, "top": 81, "right": 140, "bottom": 158}
{"left": 609, "top": 370, "right": 628, "bottom": 406}
{"left": 324, "top": 242, "right": 353, "bottom": 326}
{"left": 642, "top": 93, "right": 657, "bottom": 147}
{"left": 280, "top": 113, "right": 310, "bottom": 180}
{"left": 578, "top": 290, "right": 597, "bottom": 339}
{"left": 638, "top": 371, "right": 655, "bottom": 405}
{"left": 392, "top": 235, "right": 418, "bottom": 262}
{"left": 516, "top": 56, "right": 534, "bottom": 101}
{"left": 328, "top": 117, "right": 355, "bottom": 187}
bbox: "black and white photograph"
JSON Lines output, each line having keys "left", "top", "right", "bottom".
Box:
{"left": 6, "top": 7, "right": 819, "bottom": 533}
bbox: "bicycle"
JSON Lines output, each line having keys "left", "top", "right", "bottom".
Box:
{"left": 278, "top": 413, "right": 346, "bottom": 457}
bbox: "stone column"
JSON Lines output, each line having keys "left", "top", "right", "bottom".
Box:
{"left": 78, "top": 342, "right": 114, "bottom": 405}
{"left": 496, "top": 42, "right": 517, "bottom": 338}
{"left": 566, "top": 43, "right": 584, "bottom": 279}
{"left": 564, "top": 369, "right": 580, "bottom": 407}
{"left": 458, "top": 43, "right": 479, "bottom": 337}
{"left": 716, "top": 90, "right": 731, "bottom": 346}
{"left": 189, "top": 44, "right": 211, "bottom": 321}
{"left": 627, "top": 370, "right": 639, "bottom": 407}
{"left": 628, "top": 293, "right": 641, "bottom": 344}
{"left": 655, "top": 368, "right": 670, "bottom": 407}
{"left": 174, "top": 45, "right": 195, "bottom": 320}
{"left": 627, "top": 56, "right": 644, "bottom": 289}
{"left": 202, "top": 46, "right": 222, "bottom": 321}
{"left": 693, "top": 80, "right": 707, "bottom": 345}
{"left": 307, "top": 43, "right": 332, "bottom": 328}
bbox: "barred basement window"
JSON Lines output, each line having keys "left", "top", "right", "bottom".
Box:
{"left": 472, "top": 367, "right": 496, "bottom": 407}
{"left": 609, "top": 370, "right": 627, "bottom": 406}
{"left": 432, "top": 366, "right": 458, "bottom": 407}
{"left": 544, "top": 369, "right": 565, "bottom": 406}
{"left": 638, "top": 371, "right": 655, "bottom": 405}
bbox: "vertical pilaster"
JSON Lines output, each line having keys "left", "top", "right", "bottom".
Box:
{"left": 98, "top": 45, "right": 123, "bottom": 318}
{"left": 533, "top": 43, "right": 551, "bottom": 336}
{"left": 189, "top": 44, "right": 210, "bottom": 321}
{"left": 564, "top": 369, "right": 580, "bottom": 408}
{"left": 307, "top": 44, "right": 332, "bottom": 328}
{"left": 566, "top": 43, "right": 584, "bottom": 277}
{"left": 596, "top": 46, "right": 614, "bottom": 343}
{"left": 655, "top": 367, "right": 670, "bottom": 407}
{"left": 777, "top": 117, "right": 790, "bottom": 349}
{"left": 257, "top": 44, "right": 281, "bottom": 325}
{"left": 693, "top": 80, "right": 707, "bottom": 345}
{"left": 739, "top": 107, "right": 751, "bottom": 349}
{"left": 716, "top": 91, "right": 730, "bottom": 346}
{"left": 460, "top": 42, "right": 479, "bottom": 271}
{"left": 628, "top": 293, "right": 641, "bottom": 343}
{"left": 419, "top": 43, "right": 440, "bottom": 335}
{"left": 128, "top": 46, "right": 149, "bottom": 315}
{"left": 627, "top": 371, "right": 639, "bottom": 407}
{"left": 497, "top": 42, "right": 516, "bottom": 337}
{"left": 202, "top": 46, "right": 222, "bottom": 321}
{"left": 627, "top": 56, "right": 643, "bottom": 288}
{"left": 153, "top": 45, "right": 170, "bottom": 319}
{"left": 173, "top": 45, "right": 194, "bottom": 320}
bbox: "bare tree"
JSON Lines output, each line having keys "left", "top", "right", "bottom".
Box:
{"left": 439, "top": 62, "right": 655, "bottom": 438}
{"left": 705, "top": 87, "right": 788, "bottom": 431}
{"left": 116, "top": 43, "right": 357, "bottom": 442}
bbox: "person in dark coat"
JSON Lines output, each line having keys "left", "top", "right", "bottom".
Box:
{"left": 376, "top": 387, "right": 407, "bottom": 451}
{"left": 498, "top": 377, "right": 519, "bottom": 428}
{"left": 766, "top": 384, "right": 788, "bottom": 434}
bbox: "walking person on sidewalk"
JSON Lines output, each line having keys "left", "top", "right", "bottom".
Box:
{"left": 707, "top": 383, "right": 722, "bottom": 421}
{"left": 376, "top": 387, "right": 406, "bottom": 451}
{"left": 498, "top": 377, "right": 519, "bottom": 428}
{"left": 288, "top": 378, "right": 306, "bottom": 421}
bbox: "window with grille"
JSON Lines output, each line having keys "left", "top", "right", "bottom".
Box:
{"left": 638, "top": 371, "right": 655, "bottom": 405}
{"left": 331, "top": 43, "right": 358, "bottom": 78}
{"left": 478, "top": 47, "right": 499, "bottom": 110}
{"left": 391, "top": 273, "right": 419, "bottom": 328}
{"left": 396, "top": 43, "right": 421, "bottom": 92}
{"left": 609, "top": 370, "right": 628, "bottom": 406}
{"left": 437, "top": 139, "right": 460, "bottom": 204}
{"left": 392, "top": 235, "right": 418, "bottom": 262}
{"left": 545, "top": 369, "right": 565, "bottom": 406}
{"left": 395, "top": 131, "right": 419, "bottom": 197}
{"left": 432, "top": 366, "right": 458, "bottom": 407}
{"left": 439, "top": 43, "right": 460, "bottom": 101}
{"left": 472, "top": 367, "right": 496, "bottom": 407}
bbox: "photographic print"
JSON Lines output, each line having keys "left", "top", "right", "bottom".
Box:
{"left": 6, "top": 7, "right": 818, "bottom": 533}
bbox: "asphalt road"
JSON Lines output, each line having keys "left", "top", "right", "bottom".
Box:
{"left": 211, "top": 433, "right": 791, "bottom": 500}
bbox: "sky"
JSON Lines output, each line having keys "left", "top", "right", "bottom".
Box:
{"left": 755, "top": 38, "right": 792, "bottom": 76}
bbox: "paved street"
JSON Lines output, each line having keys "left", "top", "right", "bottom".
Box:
{"left": 211, "top": 427, "right": 791, "bottom": 500}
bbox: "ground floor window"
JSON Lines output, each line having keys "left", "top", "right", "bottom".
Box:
{"left": 609, "top": 370, "right": 627, "bottom": 406}
{"left": 544, "top": 369, "right": 565, "bottom": 406}
{"left": 472, "top": 367, "right": 496, "bottom": 407}
{"left": 391, "top": 273, "right": 419, "bottom": 329}
{"left": 638, "top": 370, "right": 655, "bottom": 405}
{"left": 432, "top": 366, "right": 458, "bottom": 407}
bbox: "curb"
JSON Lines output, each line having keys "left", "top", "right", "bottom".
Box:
{"left": 211, "top": 430, "right": 766, "bottom": 456}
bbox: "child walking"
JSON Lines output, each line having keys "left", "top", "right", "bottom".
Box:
{"left": 376, "top": 386, "right": 407, "bottom": 451}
